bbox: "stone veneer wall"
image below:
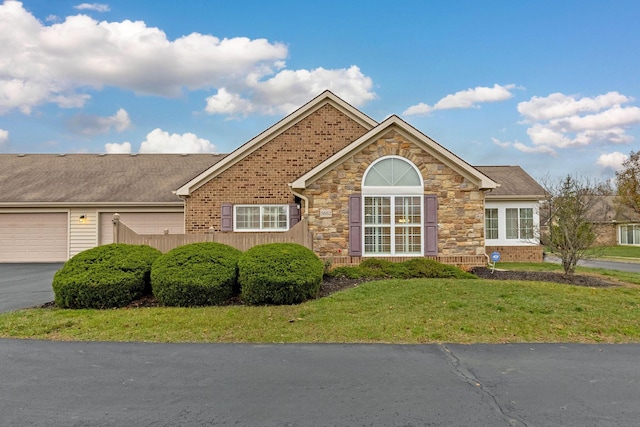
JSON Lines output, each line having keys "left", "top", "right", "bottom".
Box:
{"left": 304, "top": 129, "right": 487, "bottom": 262}
{"left": 185, "top": 104, "right": 369, "bottom": 231}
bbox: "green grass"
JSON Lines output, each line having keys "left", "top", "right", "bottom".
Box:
{"left": 594, "top": 245, "right": 640, "bottom": 259}
{"left": 3, "top": 268, "right": 640, "bottom": 344}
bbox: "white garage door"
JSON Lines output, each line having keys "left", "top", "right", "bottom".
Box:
{"left": 0, "top": 213, "right": 68, "bottom": 262}
{"left": 99, "top": 212, "right": 184, "bottom": 244}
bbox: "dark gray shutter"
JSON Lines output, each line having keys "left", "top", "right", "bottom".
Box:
{"left": 424, "top": 195, "right": 438, "bottom": 256}
{"left": 221, "top": 203, "right": 233, "bottom": 232}
{"left": 289, "top": 203, "right": 301, "bottom": 228}
{"left": 349, "top": 194, "right": 362, "bottom": 256}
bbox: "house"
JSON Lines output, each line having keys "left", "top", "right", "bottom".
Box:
{"left": 0, "top": 154, "right": 223, "bottom": 262}
{"left": 0, "top": 91, "right": 545, "bottom": 264}
{"left": 588, "top": 196, "right": 640, "bottom": 246}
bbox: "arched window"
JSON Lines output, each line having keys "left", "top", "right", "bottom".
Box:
{"left": 361, "top": 156, "right": 425, "bottom": 256}
{"left": 363, "top": 157, "right": 423, "bottom": 193}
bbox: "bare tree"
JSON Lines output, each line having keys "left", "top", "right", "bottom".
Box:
{"left": 541, "top": 175, "right": 607, "bottom": 275}
{"left": 616, "top": 150, "right": 640, "bottom": 215}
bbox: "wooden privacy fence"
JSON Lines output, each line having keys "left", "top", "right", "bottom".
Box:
{"left": 111, "top": 214, "right": 313, "bottom": 253}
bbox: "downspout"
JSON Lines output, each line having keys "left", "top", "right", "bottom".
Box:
{"left": 482, "top": 188, "right": 491, "bottom": 266}
{"left": 288, "top": 184, "right": 309, "bottom": 218}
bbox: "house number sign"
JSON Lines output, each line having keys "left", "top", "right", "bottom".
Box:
{"left": 319, "top": 208, "right": 333, "bottom": 218}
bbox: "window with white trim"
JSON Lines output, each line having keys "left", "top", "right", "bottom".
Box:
{"left": 506, "top": 208, "right": 534, "bottom": 240}
{"left": 362, "top": 157, "right": 424, "bottom": 256}
{"left": 234, "top": 205, "right": 288, "bottom": 231}
{"left": 620, "top": 224, "right": 640, "bottom": 245}
{"left": 485, "top": 208, "right": 499, "bottom": 239}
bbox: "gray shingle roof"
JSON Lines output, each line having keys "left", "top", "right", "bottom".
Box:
{"left": 475, "top": 166, "right": 545, "bottom": 198}
{"left": 0, "top": 155, "right": 543, "bottom": 204}
{"left": 589, "top": 195, "right": 640, "bottom": 223}
{"left": 0, "top": 154, "right": 225, "bottom": 204}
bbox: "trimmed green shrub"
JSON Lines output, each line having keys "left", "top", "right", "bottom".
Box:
{"left": 239, "top": 243, "right": 323, "bottom": 305}
{"left": 395, "top": 258, "right": 477, "bottom": 279}
{"left": 151, "top": 242, "right": 242, "bottom": 307}
{"left": 52, "top": 244, "right": 161, "bottom": 309}
{"left": 327, "top": 258, "right": 477, "bottom": 280}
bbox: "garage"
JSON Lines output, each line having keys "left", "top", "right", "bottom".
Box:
{"left": 99, "top": 212, "right": 184, "bottom": 244}
{"left": 0, "top": 213, "right": 68, "bottom": 262}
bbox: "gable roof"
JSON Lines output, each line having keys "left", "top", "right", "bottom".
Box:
{"left": 476, "top": 166, "right": 545, "bottom": 199}
{"left": 587, "top": 195, "right": 640, "bottom": 223}
{"left": 0, "top": 154, "right": 224, "bottom": 206}
{"left": 175, "top": 90, "right": 378, "bottom": 196}
{"left": 290, "top": 115, "right": 498, "bottom": 191}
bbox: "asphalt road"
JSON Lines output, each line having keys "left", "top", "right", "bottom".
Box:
{"left": 1, "top": 340, "right": 639, "bottom": 426}
{"left": 0, "top": 263, "right": 62, "bottom": 312}
{"left": 545, "top": 255, "right": 640, "bottom": 273}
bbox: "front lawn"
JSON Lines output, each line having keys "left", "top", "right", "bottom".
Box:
{"left": 2, "top": 272, "right": 640, "bottom": 343}
{"left": 594, "top": 245, "right": 640, "bottom": 259}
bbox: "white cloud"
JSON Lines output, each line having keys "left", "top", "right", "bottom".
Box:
{"left": 402, "top": 103, "right": 433, "bottom": 116}
{"left": 139, "top": 128, "right": 216, "bottom": 153}
{"left": 74, "top": 3, "right": 110, "bottom": 12}
{"left": 518, "top": 91, "right": 631, "bottom": 122}
{"left": 205, "top": 66, "right": 376, "bottom": 117}
{"left": 105, "top": 141, "right": 131, "bottom": 153}
{"left": 0, "top": 128, "right": 8, "bottom": 145}
{"left": 0, "top": 2, "right": 375, "bottom": 117}
{"left": 597, "top": 151, "right": 628, "bottom": 171}
{"left": 549, "top": 106, "right": 640, "bottom": 134}
{"left": 403, "top": 84, "right": 516, "bottom": 116}
{"left": 67, "top": 108, "right": 131, "bottom": 135}
{"left": 0, "top": 1, "right": 286, "bottom": 112}
{"left": 526, "top": 124, "right": 575, "bottom": 148}
{"left": 491, "top": 137, "right": 512, "bottom": 148}
{"left": 513, "top": 141, "right": 557, "bottom": 156}
{"left": 514, "top": 91, "right": 640, "bottom": 154}
{"left": 205, "top": 88, "right": 255, "bottom": 116}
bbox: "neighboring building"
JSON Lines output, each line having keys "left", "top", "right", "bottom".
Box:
{"left": 0, "top": 154, "right": 222, "bottom": 262}
{"left": 0, "top": 91, "right": 545, "bottom": 264}
{"left": 589, "top": 196, "right": 640, "bottom": 246}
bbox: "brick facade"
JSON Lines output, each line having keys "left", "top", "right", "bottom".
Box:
{"left": 304, "top": 129, "right": 487, "bottom": 263}
{"left": 485, "top": 245, "right": 544, "bottom": 262}
{"left": 592, "top": 223, "right": 617, "bottom": 246}
{"left": 185, "top": 103, "right": 369, "bottom": 231}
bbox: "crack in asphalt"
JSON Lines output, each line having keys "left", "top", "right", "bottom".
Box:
{"left": 438, "top": 345, "right": 530, "bottom": 427}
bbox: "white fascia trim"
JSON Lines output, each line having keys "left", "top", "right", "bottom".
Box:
{"left": 291, "top": 115, "right": 498, "bottom": 191}
{"left": 0, "top": 202, "right": 184, "bottom": 207}
{"left": 485, "top": 195, "right": 545, "bottom": 201}
{"left": 175, "top": 91, "right": 378, "bottom": 196}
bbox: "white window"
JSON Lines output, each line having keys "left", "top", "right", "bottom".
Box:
{"left": 362, "top": 156, "right": 424, "bottom": 256}
{"left": 506, "top": 208, "right": 533, "bottom": 240}
{"left": 620, "top": 224, "right": 640, "bottom": 245}
{"left": 484, "top": 202, "right": 539, "bottom": 246}
{"left": 485, "top": 208, "right": 499, "bottom": 240}
{"left": 234, "top": 205, "right": 288, "bottom": 231}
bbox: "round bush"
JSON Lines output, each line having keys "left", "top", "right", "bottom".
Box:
{"left": 238, "top": 243, "right": 323, "bottom": 305}
{"left": 151, "top": 242, "right": 242, "bottom": 307}
{"left": 52, "top": 244, "right": 162, "bottom": 309}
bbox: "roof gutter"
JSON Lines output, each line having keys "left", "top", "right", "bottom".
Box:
{"left": 0, "top": 201, "right": 185, "bottom": 208}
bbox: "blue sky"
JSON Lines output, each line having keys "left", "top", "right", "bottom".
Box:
{"left": 1, "top": 0, "right": 639, "bottom": 182}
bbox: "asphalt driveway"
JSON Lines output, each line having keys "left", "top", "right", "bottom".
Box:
{"left": 1, "top": 341, "right": 639, "bottom": 426}
{"left": 0, "top": 263, "right": 62, "bottom": 312}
